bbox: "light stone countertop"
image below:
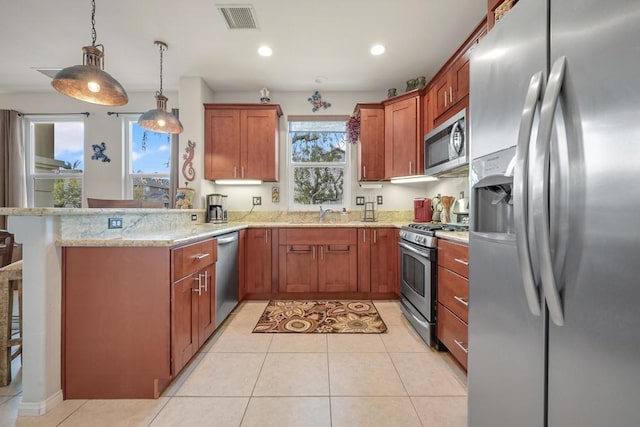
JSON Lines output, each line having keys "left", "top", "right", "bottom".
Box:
{"left": 57, "top": 221, "right": 406, "bottom": 247}
{"left": 0, "top": 207, "right": 202, "bottom": 216}
{"left": 435, "top": 230, "right": 469, "bottom": 245}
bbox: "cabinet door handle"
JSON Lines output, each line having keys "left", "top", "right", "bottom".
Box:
{"left": 241, "top": 166, "right": 245, "bottom": 178}
{"left": 454, "top": 258, "right": 469, "bottom": 266}
{"left": 266, "top": 229, "right": 269, "bottom": 244}
{"left": 450, "top": 86, "right": 453, "bottom": 104}
{"left": 320, "top": 246, "right": 324, "bottom": 260}
{"left": 454, "top": 339, "right": 468, "bottom": 354}
{"left": 444, "top": 91, "right": 448, "bottom": 107}
{"left": 363, "top": 165, "right": 366, "bottom": 178}
{"left": 193, "top": 253, "right": 210, "bottom": 260}
{"left": 200, "top": 270, "right": 209, "bottom": 293}
{"left": 312, "top": 246, "right": 316, "bottom": 260}
{"left": 193, "top": 275, "right": 202, "bottom": 295}
{"left": 454, "top": 295, "right": 469, "bottom": 306}
{"left": 362, "top": 229, "right": 366, "bottom": 243}
{"left": 409, "top": 161, "right": 413, "bottom": 174}
{"left": 373, "top": 230, "right": 377, "bottom": 244}
{"left": 234, "top": 166, "right": 237, "bottom": 178}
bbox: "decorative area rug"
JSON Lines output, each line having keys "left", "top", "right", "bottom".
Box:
{"left": 253, "top": 300, "right": 387, "bottom": 334}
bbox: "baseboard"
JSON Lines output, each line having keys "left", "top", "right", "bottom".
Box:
{"left": 18, "top": 389, "right": 63, "bottom": 416}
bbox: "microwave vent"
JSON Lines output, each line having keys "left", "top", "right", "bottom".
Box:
{"left": 217, "top": 4, "right": 258, "bottom": 29}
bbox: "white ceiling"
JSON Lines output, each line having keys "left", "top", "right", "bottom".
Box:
{"left": 0, "top": 0, "right": 486, "bottom": 95}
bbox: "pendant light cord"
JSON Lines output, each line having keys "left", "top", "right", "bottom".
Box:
{"left": 91, "top": 0, "right": 97, "bottom": 46}
{"left": 158, "top": 43, "right": 164, "bottom": 96}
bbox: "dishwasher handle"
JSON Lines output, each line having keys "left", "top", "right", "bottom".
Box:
{"left": 217, "top": 233, "right": 238, "bottom": 245}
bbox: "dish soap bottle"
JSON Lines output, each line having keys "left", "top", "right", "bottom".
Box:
{"left": 341, "top": 208, "right": 348, "bottom": 223}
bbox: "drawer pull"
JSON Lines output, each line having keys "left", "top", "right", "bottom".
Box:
{"left": 454, "top": 296, "right": 469, "bottom": 306}
{"left": 454, "top": 339, "right": 468, "bottom": 354}
{"left": 454, "top": 258, "right": 469, "bottom": 266}
{"left": 192, "top": 253, "right": 210, "bottom": 260}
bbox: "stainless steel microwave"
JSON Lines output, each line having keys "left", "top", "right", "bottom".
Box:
{"left": 424, "top": 109, "right": 467, "bottom": 176}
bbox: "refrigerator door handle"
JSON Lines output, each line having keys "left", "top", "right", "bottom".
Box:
{"left": 532, "top": 56, "right": 567, "bottom": 326}
{"left": 514, "top": 71, "right": 544, "bottom": 317}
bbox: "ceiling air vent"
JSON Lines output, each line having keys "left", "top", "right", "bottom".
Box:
{"left": 217, "top": 4, "right": 258, "bottom": 30}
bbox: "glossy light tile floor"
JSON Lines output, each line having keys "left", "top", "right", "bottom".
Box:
{"left": 0, "top": 301, "right": 468, "bottom": 426}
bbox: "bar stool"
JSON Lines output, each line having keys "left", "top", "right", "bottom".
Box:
{"left": 0, "top": 231, "right": 22, "bottom": 386}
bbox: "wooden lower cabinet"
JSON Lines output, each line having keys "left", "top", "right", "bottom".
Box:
{"left": 357, "top": 228, "right": 399, "bottom": 295}
{"left": 318, "top": 243, "right": 358, "bottom": 292}
{"left": 278, "top": 244, "right": 318, "bottom": 292}
{"left": 240, "top": 226, "right": 400, "bottom": 300}
{"left": 63, "top": 237, "right": 218, "bottom": 399}
{"left": 172, "top": 263, "right": 215, "bottom": 374}
{"left": 436, "top": 238, "right": 469, "bottom": 370}
{"left": 63, "top": 246, "right": 172, "bottom": 399}
{"left": 278, "top": 228, "right": 358, "bottom": 293}
{"left": 245, "top": 228, "right": 273, "bottom": 294}
{"left": 437, "top": 303, "right": 468, "bottom": 369}
{"left": 171, "top": 239, "right": 217, "bottom": 374}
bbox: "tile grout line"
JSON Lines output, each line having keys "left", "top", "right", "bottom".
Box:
{"left": 386, "top": 331, "right": 426, "bottom": 427}
{"left": 237, "top": 303, "right": 271, "bottom": 427}
{"left": 326, "top": 334, "right": 333, "bottom": 427}
{"left": 144, "top": 395, "right": 173, "bottom": 427}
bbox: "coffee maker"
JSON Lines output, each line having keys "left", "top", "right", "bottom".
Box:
{"left": 206, "top": 193, "right": 228, "bottom": 223}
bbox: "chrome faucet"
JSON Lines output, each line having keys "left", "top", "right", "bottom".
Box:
{"left": 319, "top": 206, "right": 334, "bottom": 222}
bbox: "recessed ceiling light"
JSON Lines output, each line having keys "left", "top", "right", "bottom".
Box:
{"left": 315, "top": 76, "right": 328, "bottom": 84}
{"left": 370, "top": 44, "right": 386, "bottom": 55}
{"left": 258, "top": 46, "right": 273, "bottom": 57}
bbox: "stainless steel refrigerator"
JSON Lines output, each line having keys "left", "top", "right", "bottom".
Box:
{"left": 468, "top": 0, "right": 640, "bottom": 426}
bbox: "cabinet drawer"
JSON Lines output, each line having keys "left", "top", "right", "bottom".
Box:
{"left": 437, "top": 303, "right": 468, "bottom": 370}
{"left": 173, "top": 239, "right": 217, "bottom": 281}
{"left": 279, "top": 228, "right": 357, "bottom": 245}
{"left": 437, "top": 239, "right": 469, "bottom": 278}
{"left": 437, "top": 266, "right": 469, "bottom": 323}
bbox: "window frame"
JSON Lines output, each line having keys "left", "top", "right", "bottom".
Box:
{"left": 287, "top": 115, "right": 351, "bottom": 211}
{"left": 24, "top": 115, "right": 86, "bottom": 208}
{"left": 123, "top": 116, "right": 172, "bottom": 203}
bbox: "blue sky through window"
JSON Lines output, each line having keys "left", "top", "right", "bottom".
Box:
{"left": 53, "top": 122, "right": 84, "bottom": 169}
{"left": 131, "top": 123, "right": 171, "bottom": 174}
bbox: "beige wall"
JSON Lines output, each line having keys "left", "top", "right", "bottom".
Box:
{"left": 0, "top": 86, "right": 469, "bottom": 212}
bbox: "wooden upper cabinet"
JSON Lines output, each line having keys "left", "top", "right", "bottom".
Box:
{"left": 204, "top": 108, "right": 240, "bottom": 180}
{"left": 434, "top": 53, "right": 470, "bottom": 119}
{"left": 355, "top": 103, "right": 385, "bottom": 181}
{"left": 242, "top": 108, "right": 280, "bottom": 181}
{"left": 204, "top": 104, "right": 282, "bottom": 181}
{"left": 384, "top": 94, "right": 422, "bottom": 178}
{"left": 430, "top": 19, "right": 487, "bottom": 120}
{"left": 423, "top": 88, "right": 435, "bottom": 136}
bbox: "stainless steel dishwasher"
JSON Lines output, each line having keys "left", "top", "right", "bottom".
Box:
{"left": 215, "top": 231, "right": 239, "bottom": 327}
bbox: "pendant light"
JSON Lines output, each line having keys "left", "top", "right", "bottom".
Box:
{"left": 137, "top": 41, "right": 184, "bottom": 134}
{"left": 51, "top": 0, "right": 128, "bottom": 106}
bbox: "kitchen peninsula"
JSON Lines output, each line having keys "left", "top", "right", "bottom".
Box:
{"left": 0, "top": 207, "right": 409, "bottom": 414}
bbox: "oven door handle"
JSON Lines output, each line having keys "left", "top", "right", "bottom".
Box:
{"left": 399, "top": 241, "right": 432, "bottom": 260}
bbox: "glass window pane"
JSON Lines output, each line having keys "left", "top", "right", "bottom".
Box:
{"left": 132, "top": 177, "right": 170, "bottom": 206}
{"left": 33, "top": 178, "right": 82, "bottom": 208}
{"left": 34, "top": 122, "right": 84, "bottom": 173}
{"left": 131, "top": 123, "right": 171, "bottom": 174}
{"left": 290, "top": 131, "right": 346, "bottom": 163}
{"left": 293, "top": 166, "right": 344, "bottom": 205}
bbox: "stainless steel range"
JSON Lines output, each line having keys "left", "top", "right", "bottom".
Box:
{"left": 398, "top": 223, "right": 440, "bottom": 347}
{"left": 399, "top": 222, "right": 470, "bottom": 347}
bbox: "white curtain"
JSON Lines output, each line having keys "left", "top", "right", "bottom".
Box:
{"left": 0, "top": 110, "right": 27, "bottom": 229}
